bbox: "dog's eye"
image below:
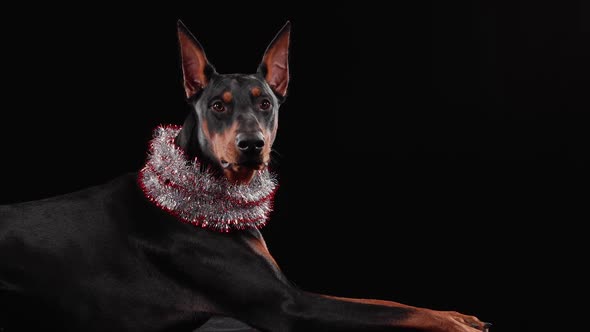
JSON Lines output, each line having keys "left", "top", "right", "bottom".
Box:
{"left": 259, "top": 99, "right": 272, "bottom": 110}
{"left": 211, "top": 101, "right": 226, "bottom": 112}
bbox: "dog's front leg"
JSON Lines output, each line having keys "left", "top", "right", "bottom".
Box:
{"left": 215, "top": 284, "right": 487, "bottom": 331}
{"left": 172, "top": 229, "right": 486, "bottom": 332}
{"left": 277, "top": 291, "right": 488, "bottom": 332}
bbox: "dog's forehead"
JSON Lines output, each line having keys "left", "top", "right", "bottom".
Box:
{"left": 208, "top": 75, "right": 270, "bottom": 96}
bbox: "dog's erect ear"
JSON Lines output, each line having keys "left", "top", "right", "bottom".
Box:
{"left": 178, "top": 20, "right": 215, "bottom": 99}
{"left": 258, "top": 21, "right": 291, "bottom": 98}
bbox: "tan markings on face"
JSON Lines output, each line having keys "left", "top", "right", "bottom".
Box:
{"left": 202, "top": 119, "right": 253, "bottom": 183}
{"left": 222, "top": 91, "right": 233, "bottom": 103}
{"left": 207, "top": 122, "right": 240, "bottom": 165}
{"left": 251, "top": 87, "right": 262, "bottom": 97}
{"left": 268, "top": 116, "right": 279, "bottom": 147}
{"left": 261, "top": 128, "right": 273, "bottom": 165}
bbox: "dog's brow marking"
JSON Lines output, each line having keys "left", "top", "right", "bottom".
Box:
{"left": 222, "top": 91, "right": 233, "bottom": 103}
{"left": 251, "top": 87, "right": 262, "bottom": 97}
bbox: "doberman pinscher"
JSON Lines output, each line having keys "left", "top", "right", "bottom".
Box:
{"left": 0, "top": 21, "right": 489, "bottom": 331}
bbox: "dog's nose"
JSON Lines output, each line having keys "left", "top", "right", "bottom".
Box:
{"left": 236, "top": 132, "right": 265, "bottom": 153}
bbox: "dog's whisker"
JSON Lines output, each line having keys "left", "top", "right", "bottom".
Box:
{"left": 271, "top": 149, "right": 282, "bottom": 158}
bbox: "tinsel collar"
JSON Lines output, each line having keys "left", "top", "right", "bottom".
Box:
{"left": 138, "top": 125, "right": 277, "bottom": 232}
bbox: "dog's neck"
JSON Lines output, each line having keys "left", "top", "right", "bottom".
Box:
{"left": 139, "top": 125, "right": 277, "bottom": 232}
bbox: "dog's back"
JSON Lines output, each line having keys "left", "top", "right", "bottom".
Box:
{"left": 0, "top": 173, "right": 211, "bottom": 331}
{"left": 0, "top": 173, "right": 138, "bottom": 329}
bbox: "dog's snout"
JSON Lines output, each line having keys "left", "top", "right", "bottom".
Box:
{"left": 236, "top": 132, "right": 265, "bottom": 153}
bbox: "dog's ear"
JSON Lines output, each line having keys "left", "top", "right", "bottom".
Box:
{"left": 178, "top": 20, "right": 215, "bottom": 99}
{"left": 258, "top": 21, "right": 291, "bottom": 98}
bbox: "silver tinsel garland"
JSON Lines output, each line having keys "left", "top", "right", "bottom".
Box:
{"left": 139, "top": 125, "right": 278, "bottom": 232}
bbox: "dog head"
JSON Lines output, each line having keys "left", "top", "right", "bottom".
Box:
{"left": 175, "top": 21, "right": 290, "bottom": 185}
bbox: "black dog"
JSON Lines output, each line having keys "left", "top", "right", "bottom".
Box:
{"left": 0, "top": 21, "right": 488, "bottom": 332}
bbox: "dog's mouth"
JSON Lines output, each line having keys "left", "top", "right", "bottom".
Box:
{"left": 220, "top": 159, "right": 268, "bottom": 184}
{"left": 220, "top": 159, "right": 267, "bottom": 170}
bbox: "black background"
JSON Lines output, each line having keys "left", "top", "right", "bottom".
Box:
{"left": 1, "top": 2, "right": 588, "bottom": 332}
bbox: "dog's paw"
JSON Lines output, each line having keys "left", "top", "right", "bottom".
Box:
{"left": 427, "top": 309, "right": 490, "bottom": 332}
